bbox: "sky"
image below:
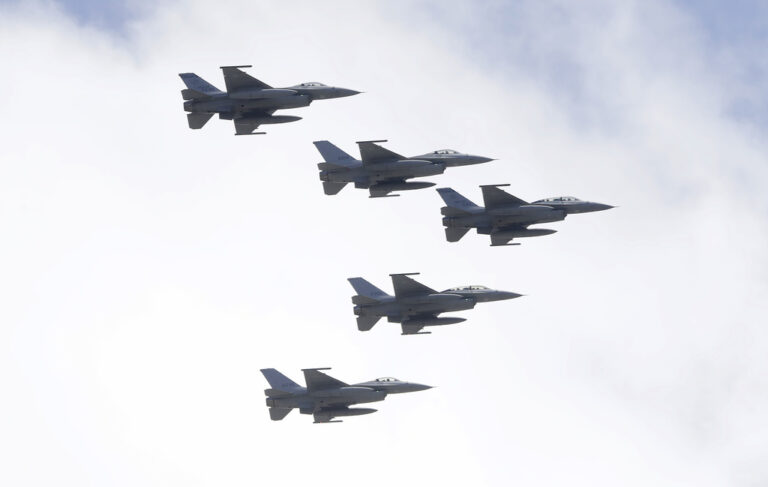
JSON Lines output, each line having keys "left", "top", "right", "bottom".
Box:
{"left": 0, "top": 1, "right": 767, "bottom": 486}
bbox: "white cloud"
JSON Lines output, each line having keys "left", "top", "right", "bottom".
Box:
{"left": 0, "top": 1, "right": 766, "bottom": 486}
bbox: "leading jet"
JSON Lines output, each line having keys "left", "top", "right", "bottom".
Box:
{"left": 314, "top": 140, "right": 494, "bottom": 197}
{"left": 348, "top": 273, "right": 521, "bottom": 335}
{"left": 437, "top": 184, "right": 614, "bottom": 246}
{"left": 261, "top": 368, "right": 431, "bottom": 423}
{"left": 179, "top": 65, "right": 360, "bottom": 135}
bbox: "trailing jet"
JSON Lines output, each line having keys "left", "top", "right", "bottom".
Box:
{"left": 437, "top": 184, "right": 614, "bottom": 246}
{"left": 178, "top": 65, "right": 360, "bottom": 135}
{"left": 261, "top": 368, "right": 431, "bottom": 423}
{"left": 314, "top": 140, "right": 494, "bottom": 197}
{"left": 348, "top": 273, "right": 521, "bottom": 335}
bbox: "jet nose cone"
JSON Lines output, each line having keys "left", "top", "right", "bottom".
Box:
{"left": 592, "top": 203, "right": 615, "bottom": 212}
{"left": 498, "top": 291, "right": 523, "bottom": 300}
{"left": 409, "top": 383, "right": 433, "bottom": 392}
{"left": 476, "top": 156, "right": 496, "bottom": 164}
{"left": 334, "top": 88, "right": 362, "bottom": 98}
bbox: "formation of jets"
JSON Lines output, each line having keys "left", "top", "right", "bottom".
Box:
{"left": 178, "top": 65, "right": 614, "bottom": 423}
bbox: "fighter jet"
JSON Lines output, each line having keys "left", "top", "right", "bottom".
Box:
{"left": 261, "top": 368, "right": 431, "bottom": 423}
{"left": 437, "top": 184, "right": 614, "bottom": 246}
{"left": 348, "top": 273, "right": 521, "bottom": 335}
{"left": 179, "top": 65, "right": 360, "bottom": 135}
{"left": 314, "top": 140, "right": 494, "bottom": 197}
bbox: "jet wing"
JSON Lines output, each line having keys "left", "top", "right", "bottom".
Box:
{"left": 221, "top": 65, "right": 272, "bottom": 92}
{"left": 391, "top": 273, "right": 437, "bottom": 298}
{"left": 357, "top": 140, "right": 405, "bottom": 164}
{"left": 303, "top": 368, "right": 349, "bottom": 392}
{"left": 481, "top": 184, "right": 528, "bottom": 209}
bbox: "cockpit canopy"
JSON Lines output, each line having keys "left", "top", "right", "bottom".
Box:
{"left": 297, "top": 82, "right": 327, "bottom": 87}
{"left": 535, "top": 196, "right": 582, "bottom": 203}
{"left": 444, "top": 285, "right": 489, "bottom": 291}
{"left": 433, "top": 149, "right": 459, "bottom": 154}
{"left": 375, "top": 377, "right": 399, "bottom": 382}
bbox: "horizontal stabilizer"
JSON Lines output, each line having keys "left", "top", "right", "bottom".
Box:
{"left": 445, "top": 226, "right": 470, "bottom": 242}
{"left": 357, "top": 315, "right": 381, "bottom": 331}
{"left": 181, "top": 88, "right": 211, "bottom": 100}
{"left": 269, "top": 407, "right": 292, "bottom": 421}
{"left": 352, "top": 295, "right": 380, "bottom": 305}
{"left": 318, "top": 162, "right": 351, "bottom": 171}
{"left": 187, "top": 112, "right": 214, "bottom": 129}
{"left": 322, "top": 181, "right": 348, "bottom": 195}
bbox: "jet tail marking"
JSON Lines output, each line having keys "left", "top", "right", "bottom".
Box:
{"left": 314, "top": 141, "right": 358, "bottom": 167}
{"left": 436, "top": 188, "right": 482, "bottom": 214}
{"left": 178, "top": 73, "right": 224, "bottom": 96}
{"left": 348, "top": 277, "right": 390, "bottom": 301}
{"left": 261, "top": 368, "right": 303, "bottom": 393}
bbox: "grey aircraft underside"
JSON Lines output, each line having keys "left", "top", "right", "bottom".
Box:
{"left": 314, "top": 140, "right": 494, "bottom": 197}
{"left": 348, "top": 273, "right": 521, "bottom": 335}
{"left": 261, "top": 368, "right": 431, "bottom": 423}
{"left": 178, "top": 65, "right": 360, "bottom": 135}
{"left": 437, "top": 184, "right": 614, "bottom": 246}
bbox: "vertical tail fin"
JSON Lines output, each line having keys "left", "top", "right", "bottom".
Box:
{"left": 261, "top": 368, "right": 303, "bottom": 393}
{"left": 436, "top": 188, "right": 482, "bottom": 214}
{"left": 179, "top": 73, "right": 224, "bottom": 97}
{"left": 348, "top": 277, "right": 390, "bottom": 301}
{"left": 313, "top": 141, "right": 359, "bottom": 167}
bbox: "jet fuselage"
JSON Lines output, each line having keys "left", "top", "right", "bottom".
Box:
{"left": 183, "top": 92, "right": 312, "bottom": 115}
{"left": 442, "top": 205, "right": 567, "bottom": 230}
{"left": 354, "top": 293, "right": 475, "bottom": 320}
{"left": 320, "top": 159, "right": 446, "bottom": 185}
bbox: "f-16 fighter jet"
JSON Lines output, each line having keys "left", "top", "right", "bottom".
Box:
{"left": 437, "top": 184, "right": 614, "bottom": 246}
{"left": 261, "top": 368, "right": 431, "bottom": 423}
{"left": 348, "top": 273, "right": 521, "bottom": 335}
{"left": 179, "top": 65, "right": 360, "bottom": 135}
{"left": 314, "top": 140, "right": 494, "bottom": 197}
